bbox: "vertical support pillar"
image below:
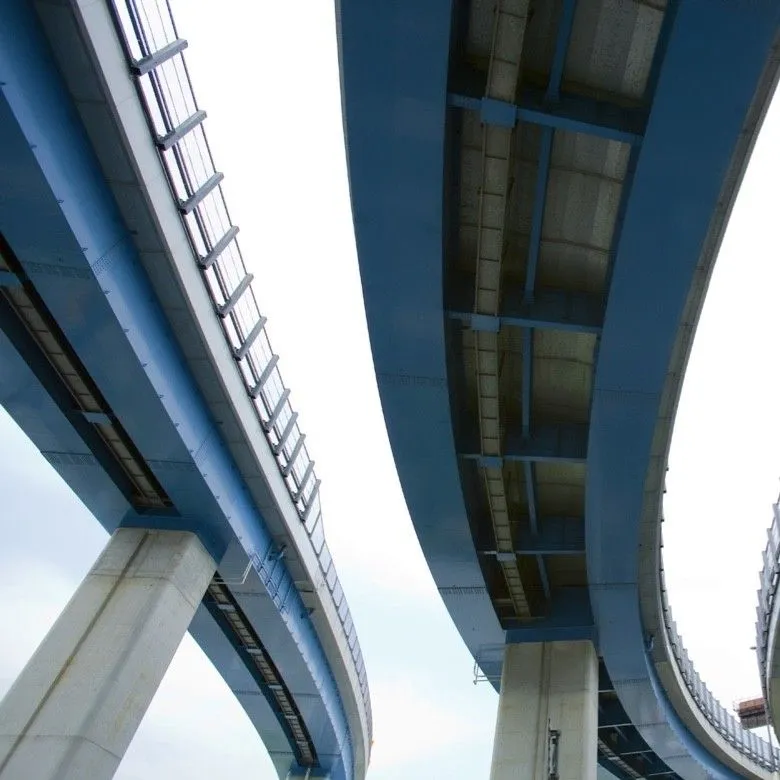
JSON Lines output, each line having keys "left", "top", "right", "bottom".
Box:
{"left": 489, "top": 640, "right": 598, "bottom": 780}
{"left": 0, "top": 528, "right": 216, "bottom": 780}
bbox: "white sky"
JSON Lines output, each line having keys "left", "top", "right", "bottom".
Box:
{"left": 0, "top": 1, "right": 779, "bottom": 778}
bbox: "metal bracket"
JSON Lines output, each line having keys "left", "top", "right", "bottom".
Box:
{"left": 472, "top": 644, "right": 504, "bottom": 685}
{"left": 548, "top": 727, "right": 561, "bottom": 780}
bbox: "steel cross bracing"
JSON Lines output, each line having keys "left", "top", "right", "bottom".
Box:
{"left": 451, "top": 0, "right": 627, "bottom": 626}
{"left": 337, "top": 0, "right": 780, "bottom": 765}
{"left": 471, "top": 0, "right": 532, "bottom": 618}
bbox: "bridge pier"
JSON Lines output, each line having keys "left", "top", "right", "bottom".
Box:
{"left": 0, "top": 528, "right": 215, "bottom": 780}
{"left": 489, "top": 640, "right": 597, "bottom": 780}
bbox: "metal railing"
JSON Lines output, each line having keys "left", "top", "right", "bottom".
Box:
{"left": 659, "top": 538, "right": 778, "bottom": 770}
{"left": 107, "top": 0, "right": 372, "bottom": 743}
{"left": 757, "top": 497, "right": 780, "bottom": 703}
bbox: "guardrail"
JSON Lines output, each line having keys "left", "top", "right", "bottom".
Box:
{"left": 757, "top": 496, "right": 780, "bottom": 702}
{"left": 108, "top": 0, "right": 372, "bottom": 742}
{"left": 659, "top": 536, "right": 777, "bottom": 770}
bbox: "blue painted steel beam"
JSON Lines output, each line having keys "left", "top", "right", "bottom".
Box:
{"left": 523, "top": 515, "right": 582, "bottom": 554}
{"left": 480, "top": 515, "right": 584, "bottom": 555}
{"left": 521, "top": 332, "right": 548, "bottom": 596}
{"left": 521, "top": 0, "right": 576, "bottom": 305}
{"left": 449, "top": 304, "right": 601, "bottom": 334}
{"left": 547, "top": 0, "right": 576, "bottom": 100}
{"left": 519, "top": 0, "right": 576, "bottom": 606}
{"left": 462, "top": 423, "right": 587, "bottom": 465}
{"left": 0, "top": 5, "right": 355, "bottom": 775}
{"left": 521, "top": 331, "right": 533, "bottom": 434}
{"left": 524, "top": 130, "right": 554, "bottom": 302}
{"left": 503, "top": 621, "right": 594, "bottom": 644}
{"left": 504, "top": 587, "right": 594, "bottom": 643}
{"left": 0, "top": 290, "right": 141, "bottom": 509}
{"left": 524, "top": 458, "right": 550, "bottom": 596}
{"left": 448, "top": 89, "right": 644, "bottom": 145}
{"left": 645, "top": 649, "right": 743, "bottom": 780}
{"left": 585, "top": 0, "right": 780, "bottom": 777}
{"left": 599, "top": 700, "right": 637, "bottom": 729}
{"left": 523, "top": 460, "right": 550, "bottom": 597}
{"left": 201, "top": 593, "right": 317, "bottom": 764}
{"left": 448, "top": 279, "right": 603, "bottom": 334}
{"left": 0, "top": 270, "right": 21, "bottom": 288}
{"left": 603, "top": 730, "right": 654, "bottom": 757}
{"left": 0, "top": 289, "right": 312, "bottom": 776}
{"left": 642, "top": 760, "right": 678, "bottom": 778}
{"left": 338, "top": 0, "right": 510, "bottom": 692}
{"left": 524, "top": 463, "right": 538, "bottom": 534}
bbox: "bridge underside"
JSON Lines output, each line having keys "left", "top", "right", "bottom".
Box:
{"left": 339, "top": 0, "right": 780, "bottom": 777}
{"left": 0, "top": 1, "right": 357, "bottom": 777}
{"left": 445, "top": 0, "right": 649, "bottom": 629}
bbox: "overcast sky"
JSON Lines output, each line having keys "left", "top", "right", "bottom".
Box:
{"left": 1, "top": 1, "right": 779, "bottom": 778}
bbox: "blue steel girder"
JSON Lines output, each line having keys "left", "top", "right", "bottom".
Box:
{"left": 522, "top": 126, "right": 554, "bottom": 303}
{"left": 502, "top": 619, "right": 593, "bottom": 644}
{"left": 342, "top": 0, "right": 779, "bottom": 774}
{"left": 0, "top": 269, "right": 151, "bottom": 511}
{"left": 448, "top": 288, "right": 603, "bottom": 334}
{"left": 0, "top": 254, "right": 335, "bottom": 773}
{"left": 613, "top": 736, "right": 653, "bottom": 758}
{"left": 201, "top": 585, "right": 319, "bottom": 763}
{"left": 0, "top": 2, "right": 356, "bottom": 777}
{"left": 504, "top": 586, "right": 594, "bottom": 643}
{"left": 599, "top": 724, "right": 680, "bottom": 780}
{"left": 0, "top": 270, "right": 22, "bottom": 288}
{"left": 461, "top": 423, "right": 588, "bottom": 464}
{"left": 0, "top": 295, "right": 132, "bottom": 528}
{"left": 447, "top": 89, "right": 645, "bottom": 146}
{"left": 337, "top": 0, "right": 601, "bottom": 685}
{"left": 479, "top": 515, "right": 584, "bottom": 555}
{"left": 599, "top": 699, "right": 638, "bottom": 730}
{"left": 585, "top": 0, "right": 780, "bottom": 778}
{"left": 519, "top": 0, "right": 575, "bottom": 611}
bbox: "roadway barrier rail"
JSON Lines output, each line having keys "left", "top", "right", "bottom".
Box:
{"left": 660, "top": 544, "right": 778, "bottom": 769}
{"left": 107, "top": 0, "right": 372, "bottom": 741}
{"left": 757, "top": 496, "right": 780, "bottom": 701}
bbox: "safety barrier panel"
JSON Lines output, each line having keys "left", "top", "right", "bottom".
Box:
{"left": 660, "top": 533, "right": 777, "bottom": 769}
{"left": 756, "top": 497, "right": 780, "bottom": 705}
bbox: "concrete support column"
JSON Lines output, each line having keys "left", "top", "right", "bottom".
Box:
{"left": 489, "top": 640, "right": 598, "bottom": 780}
{"left": 0, "top": 528, "right": 216, "bottom": 780}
